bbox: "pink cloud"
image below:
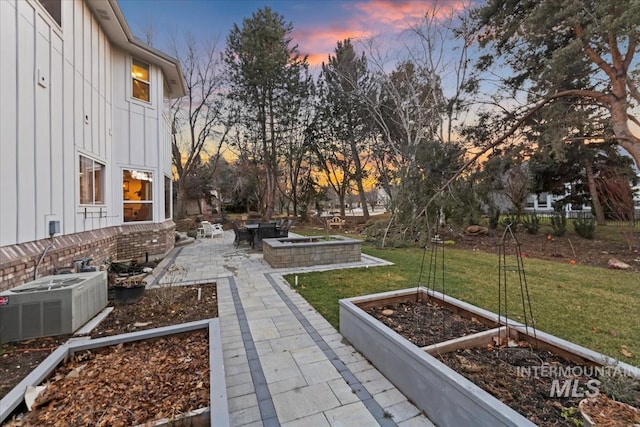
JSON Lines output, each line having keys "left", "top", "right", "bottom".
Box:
{"left": 293, "top": 1, "right": 469, "bottom": 67}
{"left": 296, "top": 26, "right": 371, "bottom": 66}
{"left": 352, "top": 0, "right": 467, "bottom": 30}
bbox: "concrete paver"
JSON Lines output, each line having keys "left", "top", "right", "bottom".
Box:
{"left": 272, "top": 383, "right": 341, "bottom": 423}
{"left": 152, "top": 230, "right": 435, "bottom": 426}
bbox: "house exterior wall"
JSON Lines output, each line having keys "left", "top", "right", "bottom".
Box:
{"left": 110, "top": 50, "right": 173, "bottom": 224}
{"left": 0, "top": 0, "right": 181, "bottom": 289}
{"left": 1, "top": 0, "right": 113, "bottom": 246}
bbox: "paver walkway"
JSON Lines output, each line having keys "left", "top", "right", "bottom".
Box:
{"left": 151, "top": 231, "right": 435, "bottom": 427}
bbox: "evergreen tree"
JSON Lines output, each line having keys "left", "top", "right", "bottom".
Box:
{"left": 224, "top": 7, "right": 310, "bottom": 220}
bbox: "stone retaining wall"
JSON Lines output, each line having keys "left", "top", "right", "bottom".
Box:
{"left": 0, "top": 221, "right": 175, "bottom": 291}
{"left": 263, "top": 236, "right": 361, "bottom": 268}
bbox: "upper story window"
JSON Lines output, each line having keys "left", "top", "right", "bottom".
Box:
{"left": 79, "top": 155, "right": 105, "bottom": 205}
{"left": 38, "top": 0, "right": 61, "bottom": 26}
{"left": 132, "top": 58, "right": 150, "bottom": 102}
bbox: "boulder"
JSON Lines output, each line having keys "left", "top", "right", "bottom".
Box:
{"left": 465, "top": 225, "right": 489, "bottom": 235}
{"left": 608, "top": 258, "right": 632, "bottom": 270}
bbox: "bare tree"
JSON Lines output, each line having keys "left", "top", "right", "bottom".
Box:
{"left": 357, "top": 4, "right": 473, "bottom": 243}
{"left": 502, "top": 163, "right": 530, "bottom": 222}
{"left": 168, "top": 35, "right": 230, "bottom": 219}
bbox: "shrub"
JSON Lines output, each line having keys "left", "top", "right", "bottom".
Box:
{"left": 574, "top": 215, "right": 596, "bottom": 239}
{"left": 598, "top": 371, "right": 640, "bottom": 407}
{"left": 522, "top": 211, "right": 540, "bottom": 235}
{"left": 154, "top": 264, "right": 186, "bottom": 307}
{"left": 550, "top": 210, "right": 567, "bottom": 237}
{"left": 501, "top": 215, "right": 517, "bottom": 229}
{"left": 488, "top": 206, "right": 501, "bottom": 229}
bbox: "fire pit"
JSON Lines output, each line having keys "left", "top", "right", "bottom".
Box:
{"left": 262, "top": 236, "right": 361, "bottom": 268}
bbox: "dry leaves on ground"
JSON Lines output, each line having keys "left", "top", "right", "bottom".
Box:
{"left": 1, "top": 283, "right": 217, "bottom": 424}
{"left": 7, "top": 330, "right": 210, "bottom": 427}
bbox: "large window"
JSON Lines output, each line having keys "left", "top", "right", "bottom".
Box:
{"left": 38, "top": 0, "right": 61, "bottom": 26}
{"left": 132, "top": 58, "right": 150, "bottom": 102}
{"left": 79, "top": 155, "right": 104, "bottom": 205}
{"left": 123, "top": 170, "right": 153, "bottom": 222}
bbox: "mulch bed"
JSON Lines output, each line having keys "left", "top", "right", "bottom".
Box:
{"left": 1, "top": 283, "right": 217, "bottom": 423}
{"left": 6, "top": 330, "right": 209, "bottom": 427}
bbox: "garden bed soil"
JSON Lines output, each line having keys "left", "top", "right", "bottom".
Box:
{"left": 5, "top": 330, "right": 209, "bottom": 427}
{"left": 0, "top": 284, "right": 217, "bottom": 401}
{"left": 438, "top": 345, "right": 591, "bottom": 426}
{"left": 366, "top": 300, "right": 491, "bottom": 347}
{"left": 368, "top": 299, "right": 639, "bottom": 427}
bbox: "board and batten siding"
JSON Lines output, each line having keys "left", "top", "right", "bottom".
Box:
{"left": 111, "top": 51, "right": 172, "bottom": 223}
{"left": 0, "top": 0, "right": 112, "bottom": 247}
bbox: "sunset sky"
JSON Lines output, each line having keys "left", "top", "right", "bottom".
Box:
{"left": 118, "top": 0, "right": 469, "bottom": 66}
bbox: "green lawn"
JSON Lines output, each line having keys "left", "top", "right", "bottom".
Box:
{"left": 285, "top": 244, "right": 640, "bottom": 367}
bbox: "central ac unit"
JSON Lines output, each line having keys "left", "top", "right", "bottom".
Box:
{"left": 0, "top": 271, "right": 107, "bottom": 343}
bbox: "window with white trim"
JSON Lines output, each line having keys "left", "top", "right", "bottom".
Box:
{"left": 132, "top": 58, "right": 150, "bottom": 102}
{"left": 123, "top": 170, "right": 153, "bottom": 222}
{"left": 79, "top": 155, "right": 105, "bottom": 205}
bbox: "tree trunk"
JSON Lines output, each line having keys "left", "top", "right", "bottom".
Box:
{"left": 610, "top": 74, "right": 640, "bottom": 168}
{"left": 350, "top": 142, "right": 370, "bottom": 221}
{"left": 347, "top": 113, "right": 370, "bottom": 221}
{"left": 584, "top": 160, "right": 606, "bottom": 225}
{"left": 339, "top": 192, "right": 346, "bottom": 217}
{"left": 175, "top": 180, "right": 188, "bottom": 220}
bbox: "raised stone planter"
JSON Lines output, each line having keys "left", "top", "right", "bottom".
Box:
{"left": 0, "top": 319, "right": 229, "bottom": 426}
{"left": 263, "top": 236, "right": 361, "bottom": 268}
{"left": 340, "top": 287, "right": 640, "bottom": 427}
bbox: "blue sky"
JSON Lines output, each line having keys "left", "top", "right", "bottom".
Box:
{"left": 118, "top": 0, "right": 467, "bottom": 66}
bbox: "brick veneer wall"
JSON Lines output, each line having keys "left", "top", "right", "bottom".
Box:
{"left": 0, "top": 221, "right": 175, "bottom": 291}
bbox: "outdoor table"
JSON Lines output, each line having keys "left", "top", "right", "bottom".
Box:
{"left": 245, "top": 223, "right": 280, "bottom": 249}
{"left": 245, "top": 223, "right": 259, "bottom": 248}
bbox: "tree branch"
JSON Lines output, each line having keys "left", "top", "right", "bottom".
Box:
{"left": 627, "top": 79, "right": 640, "bottom": 104}
{"left": 574, "top": 23, "right": 617, "bottom": 80}
{"left": 623, "top": 32, "right": 637, "bottom": 72}
{"left": 413, "top": 89, "right": 611, "bottom": 219}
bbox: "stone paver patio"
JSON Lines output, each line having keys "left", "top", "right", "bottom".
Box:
{"left": 149, "top": 230, "right": 435, "bottom": 427}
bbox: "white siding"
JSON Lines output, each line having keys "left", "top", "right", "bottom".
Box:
{"left": 35, "top": 15, "right": 52, "bottom": 239}
{"left": 112, "top": 53, "right": 168, "bottom": 223}
{"left": 16, "top": 1, "right": 37, "bottom": 243}
{"left": 1, "top": 0, "right": 113, "bottom": 245}
{"left": 0, "top": 0, "right": 19, "bottom": 246}
{"left": 1, "top": 0, "right": 175, "bottom": 246}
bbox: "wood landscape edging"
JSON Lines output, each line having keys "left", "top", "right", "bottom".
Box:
{"left": 0, "top": 319, "right": 229, "bottom": 427}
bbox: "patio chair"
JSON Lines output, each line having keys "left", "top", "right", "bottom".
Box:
{"left": 276, "top": 219, "right": 292, "bottom": 238}
{"left": 251, "top": 222, "right": 278, "bottom": 250}
{"left": 232, "top": 222, "right": 253, "bottom": 248}
{"left": 197, "top": 221, "right": 211, "bottom": 238}
{"left": 258, "top": 222, "right": 278, "bottom": 239}
{"left": 211, "top": 223, "right": 224, "bottom": 237}
{"left": 198, "top": 221, "right": 217, "bottom": 239}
